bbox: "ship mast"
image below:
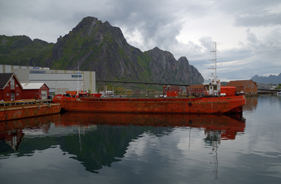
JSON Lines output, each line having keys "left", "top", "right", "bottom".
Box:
{"left": 204, "top": 42, "right": 220, "bottom": 96}
{"left": 209, "top": 42, "right": 217, "bottom": 79}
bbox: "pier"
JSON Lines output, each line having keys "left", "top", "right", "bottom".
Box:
{"left": 0, "top": 100, "right": 61, "bottom": 121}
{"left": 258, "top": 89, "right": 280, "bottom": 94}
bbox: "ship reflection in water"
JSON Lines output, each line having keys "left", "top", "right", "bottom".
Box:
{"left": 0, "top": 115, "right": 55, "bottom": 150}
{"left": 0, "top": 112, "right": 245, "bottom": 175}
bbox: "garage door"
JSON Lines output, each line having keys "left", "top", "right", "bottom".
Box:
{"left": 41, "top": 90, "right": 47, "bottom": 100}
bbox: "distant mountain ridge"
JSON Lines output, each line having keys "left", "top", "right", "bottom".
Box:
{"left": 251, "top": 73, "right": 281, "bottom": 84}
{"left": 0, "top": 16, "right": 204, "bottom": 86}
{"left": 0, "top": 35, "right": 54, "bottom": 65}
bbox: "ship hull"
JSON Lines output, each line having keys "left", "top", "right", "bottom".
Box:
{"left": 54, "top": 95, "right": 245, "bottom": 114}
{"left": 0, "top": 103, "right": 61, "bottom": 121}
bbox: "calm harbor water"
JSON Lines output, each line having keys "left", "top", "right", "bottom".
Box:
{"left": 0, "top": 95, "right": 281, "bottom": 184}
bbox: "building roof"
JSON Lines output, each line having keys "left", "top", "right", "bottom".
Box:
{"left": 226, "top": 80, "right": 255, "bottom": 87}
{"left": 187, "top": 84, "right": 204, "bottom": 88}
{"left": 0, "top": 73, "right": 14, "bottom": 89}
{"left": 0, "top": 73, "right": 23, "bottom": 89}
{"left": 21, "top": 83, "right": 48, "bottom": 90}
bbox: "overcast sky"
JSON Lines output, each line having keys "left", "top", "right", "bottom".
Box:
{"left": 1, "top": 0, "right": 280, "bottom": 81}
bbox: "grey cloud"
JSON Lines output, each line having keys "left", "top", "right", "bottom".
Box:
{"left": 219, "top": 48, "right": 252, "bottom": 63}
{"left": 217, "top": 0, "right": 281, "bottom": 15}
{"left": 235, "top": 12, "right": 281, "bottom": 27}
{"left": 0, "top": 0, "right": 280, "bottom": 80}
{"left": 246, "top": 29, "right": 258, "bottom": 44}
{"left": 216, "top": 28, "right": 281, "bottom": 79}
{"left": 193, "top": 27, "right": 281, "bottom": 80}
{"left": 199, "top": 37, "right": 214, "bottom": 51}
{"left": 95, "top": 0, "right": 213, "bottom": 52}
{"left": 216, "top": 0, "right": 281, "bottom": 27}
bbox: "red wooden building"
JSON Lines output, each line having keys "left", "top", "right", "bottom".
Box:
{"left": 226, "top": 80, "right": 258, "bottom": 95}
{"left": 0, "top": 73, "right": 23, "bottom": 101}
{"left": 21, "top": 83, "right": 49, "bottom": 100}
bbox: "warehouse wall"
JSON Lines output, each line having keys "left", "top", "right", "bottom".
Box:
{"left": 1, "top": 65, "right": 96, "bottom": 94}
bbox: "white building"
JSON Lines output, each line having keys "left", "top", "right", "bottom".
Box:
{"left": 0, "top": 64, "right": 96, "bottom": 94}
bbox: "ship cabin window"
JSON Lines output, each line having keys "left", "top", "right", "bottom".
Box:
{"left": 206, "top": 86, "right": 209, "bottom": 90}
{"left": 214, "top": 85, "right": 217, "bottom": 90}
{"left": 210, "top": 86, "right": 213, "bottom": 90}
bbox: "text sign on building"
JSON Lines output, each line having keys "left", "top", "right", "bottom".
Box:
{"left": 71, "top": 75, "right": 82, "bottom": 78}
{"left": 30, "top": 70, "right": 46, "bottom": 74}
{"left": 29, "top": 73, "right": 83, "bottom": 81}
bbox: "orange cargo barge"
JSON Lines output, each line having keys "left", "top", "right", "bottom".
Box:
{"left": 53, "top": 95, "right": 245, "bottom": 114}
{"left": 53, "top": 63, "right": 246, "bottom": 114}
{"left": 0, "top": 103, "right": 61, "bottom": 121}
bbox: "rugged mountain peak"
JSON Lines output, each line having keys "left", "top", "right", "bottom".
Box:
{"left": 48, "top": 16, "right": 204, "bottom": 84}
{"left": 76, "top": 16, "right": 99, "bottom": 27}
{"left": 1, "top": 17, "right": 204, "bottom": 86}
{"left": 147, "top": 47, "right": 176, "bottom": 71}
{"left": 178, "top": 56, "right": 190, "bottom": 65}
{"left": 53, "top": 17, "right": 116, "bottom": 64}
{"left": 151, "top": 47, "right": 161, "bottom": 52}
{"left": 150, "top": 47, "right": 173, "bottom": 56}
{"left": 69, "top": 16, "right": 126, "bottom": 46}
{"left": 71, "top": 17, "right": 99, "bottom": 37}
